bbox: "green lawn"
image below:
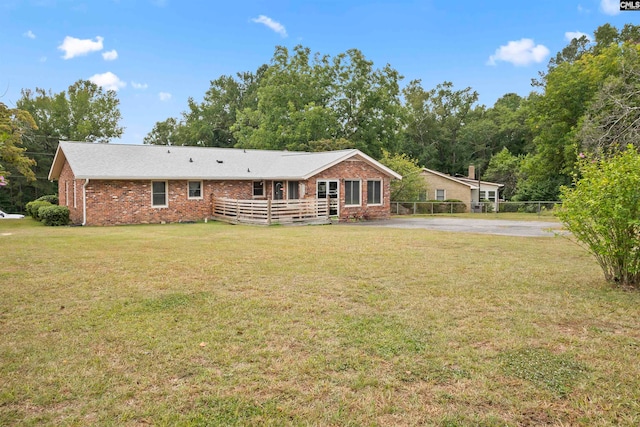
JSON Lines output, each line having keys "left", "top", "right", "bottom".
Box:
{"left": 1, "top": 219, "right": 639, "bottom": 426}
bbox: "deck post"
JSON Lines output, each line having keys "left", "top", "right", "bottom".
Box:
{"left": 267, "top": 199, "right": 272, "bottom": 225}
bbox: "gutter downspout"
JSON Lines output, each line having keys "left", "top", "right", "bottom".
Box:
{"left": 82, "top": 179, "right": 89, "bottom": 226}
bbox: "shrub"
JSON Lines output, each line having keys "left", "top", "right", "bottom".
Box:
{"left": 36, "top": 194, "right": 59, "bottom": 205}
{"left": 557, "top": 146, "right": 640, "bottom": 288}
{"left": 38, "top": 205, "right": 70, "bottom": 226}
{"left": 444, "top": 199, "right": 466, "bottom": 213}
{"left": 25, "top": 200, "right": 52, "bottom": 219}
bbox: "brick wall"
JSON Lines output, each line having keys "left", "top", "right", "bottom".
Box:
{"left": 83, "top": 180, "right": 252, "bottom": 226}
{"left": 58, "top": 161, "right": 86, "bottom": 225}
{"left": 58, "top": 155, "right": 394, "bottom": 226}
{"left": 309, "top": 155, "right": 393, "bottom": 221}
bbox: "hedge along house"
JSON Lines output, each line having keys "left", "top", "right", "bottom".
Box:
{"left": 420, "top": 166, "right": 504, "bottom": 212}
{"left": 48, "top": 141, "right": 402, "bottom": 226}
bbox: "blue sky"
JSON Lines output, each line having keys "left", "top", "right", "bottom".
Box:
{"left": 1, "top": 0, "right": 638, "bottom": 144}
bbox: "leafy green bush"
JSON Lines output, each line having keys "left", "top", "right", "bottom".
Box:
{"left": 558, "top": 146, "right": 640, "bottom": 288}
{"left": 444, "top": 199, "right": 466, "bottom": 213}
{"left": 36, "top": 194, "right": 59, "bottom": 205}
{"left": 38, "top": 205, "right": 70, "bottom": 226}
{"left": 25, "top": 200, "right": 52, "bottom": 219}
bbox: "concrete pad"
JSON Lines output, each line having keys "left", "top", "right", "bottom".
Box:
{"left": 344, "top": 217, "right": 566, "bottom": 237}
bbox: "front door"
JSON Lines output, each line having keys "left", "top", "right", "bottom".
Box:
{"left": 273, "top": 181, "right": 284, "bottom": 200}
{"left": 317, "top": 180, "right": 339, "bottom": 216}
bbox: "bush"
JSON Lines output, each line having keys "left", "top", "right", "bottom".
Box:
{"left": 38, "top": 205, "right": 70, "bottom": 226}
{"left": 36, "top": 194, "right": 59, "bottom": 205}
{"left": 444, "top": 199, "right": 467, "bottom": 213}
{"left": 557, "top": 146, "right": 640, "bottom": 288}
{"left": 25, "top": 200, "right": 52, "bottom": 220}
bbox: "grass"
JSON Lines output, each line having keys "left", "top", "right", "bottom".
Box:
{"left": 1, "top": 218, "right": 639, "bottom": 426}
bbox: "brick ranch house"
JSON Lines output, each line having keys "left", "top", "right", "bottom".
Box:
{"left": 48, "top": 141, "right": 402, "bottom": 226}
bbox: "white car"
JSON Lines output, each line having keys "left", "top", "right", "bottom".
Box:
{"left": 0, "top": 209, "right": 25, "bottom": 219}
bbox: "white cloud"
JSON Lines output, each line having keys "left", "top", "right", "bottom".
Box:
{"left": 565, "top": 31, "right": 592, "bottom": 42}
{"left": 58, "top": 35, "right": 104, "bottom": 59}
{"left": 132, "top": 81, "right": 148, "bottom": 90}
{"left": 89, "top": 72, "right": 126, "bottom": 91}
{"left": 251, "top": 15, "right": 287, "bottom": 37}
{"left": 577, "top": 4, "right": 590, "bottom": 14}
{"left": 102, "top": 49, "right": 118, "bottom": 61}
{"left": 487, "top": 38, "right": 550, "bottom": 67}
{"left": 158, "top": 92, "right": 172, "bottom": 101}
{"left": 600, "top": 0, "right": 620, "bottom": 15}
{"left": 24, "top": 30, "right": 36, "bottom": 39}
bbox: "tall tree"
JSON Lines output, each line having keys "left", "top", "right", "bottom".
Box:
{"left": 233, "top": 46, "right": 336, "bottom": 151}
{"left": 517, "top": 24, "right": 640, "bottom": 200}
{"left": 482, "top": 148, "right": 522, "bottom": 200}
{"left": 143, "top": 117, "right": 184, "bottom": 146}
{"left": 401, "top": 80, "right": 478, "bottom": 175}
{"left": 19, "top": 80, "right": 123, "bottom": 143}
{"left": 378, "top": 150, "right": 427, "bottom": 201}
{"left": 0, "top": 103, "right": 37, "bottom": 182}
{"left": 8, "top": 80, "right": 123, "bottom": 209}
{"left": 232, "top": 45, "right": 404, "bottom": 156}
{"left": 145, "top": 66, "right": 268, "bottom": 147}
{"left": 579, "top": 46, "right": 640, "bottom": 155}
{"left": 0, "top": 103, "right": 37, "bottom": 210}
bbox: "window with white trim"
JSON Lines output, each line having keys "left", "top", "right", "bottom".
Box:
{"left": 152, "top": 181, "right": 168, "bottom": 207}
{"left": 367, "top": 180, "right": 382, "bottom": 205}
{"left": 436, "top": 189, "right": 445, "bottom": 201}
{"left": 188, "top": 181, "right": 202, "bottom": 199}
{"left": 344, "top": 180, "right": 361, "bottom": 206}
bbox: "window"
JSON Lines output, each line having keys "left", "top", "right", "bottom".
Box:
{"left": 188, "top": 181, "right": 202, "bottom": 199}
{"left": 344, "top": 180, "right": 361, "bottom": 206}
{"left": 152, "top": 181, "right": 167, "bottom": 207}
{"left": 436, "top": 189, "right": 445, "bottom": 201}
{"left": 367, "top": 180, "right": 382, "bottom": 205}
{"left": 488, "top": 190, "right": 496, "bottom": 202}
{"left": 480, "top": 190, "right": 487, "bottom": 200}
{"left": 253, "top": 181, "right": 264, "bottom": 197}
{"left": 288, "top": 181, "right": 299, "bottom": 199}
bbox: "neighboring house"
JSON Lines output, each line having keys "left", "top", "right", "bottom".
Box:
{"left": 420, "top": 166, "right": 504, "bottom": 212}
{"left": 48, "top": 141, "right": 402, "bottom": 226}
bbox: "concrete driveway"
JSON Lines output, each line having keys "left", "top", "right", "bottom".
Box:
{"left": 346, "top": 217, "right": 565, "bottom": 237}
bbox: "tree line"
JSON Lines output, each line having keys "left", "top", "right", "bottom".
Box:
{"left": 2, "top": 23, "right": 639, "bottom": 211}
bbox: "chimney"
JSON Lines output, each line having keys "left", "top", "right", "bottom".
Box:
{"left": 468, "top": 165, "right": 476, "bottom": 180}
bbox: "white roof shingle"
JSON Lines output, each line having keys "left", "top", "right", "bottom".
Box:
{"left": 49, "top": 141, "right": 402, "bottom": 181}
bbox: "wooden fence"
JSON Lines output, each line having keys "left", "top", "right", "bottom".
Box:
{"left": 212, "top": 197, "right": 331, "bottom": 225}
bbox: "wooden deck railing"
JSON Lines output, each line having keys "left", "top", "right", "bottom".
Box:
{"left": 212, "top": 197, "right": 330, "bottom": 225}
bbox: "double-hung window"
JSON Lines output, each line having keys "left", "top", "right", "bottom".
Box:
{"left": 253, "top": 181, "right": 264, "bottom": 197}
{"left": 344, "top": 180, "right": 361, "bottom": 206}
{"left": 152, "top": 181, "right": 168, "bottom": 207}
{"left": 436, "top": 189, "right": 445, "bottom": 201}
{"left": 188, "top": 181, "right": 202, "bottom": 199}
{"left": 367, "top": 180, "right": 382, "bottom": 205}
